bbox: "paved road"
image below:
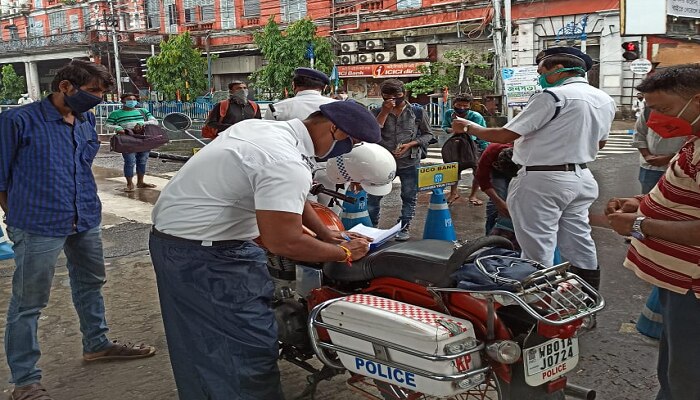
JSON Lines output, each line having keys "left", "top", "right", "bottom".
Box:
{"left": 0, "top": 130, "right": 661, "bottom": 400}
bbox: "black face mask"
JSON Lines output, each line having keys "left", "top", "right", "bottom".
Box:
{"left": 454, "top": 108, "right": 469, "bottom": 116}
{"left": 63, "top": 82, "right": 103, "bottom": 113}
{"left": 383, "top": 96, "right": 405, "bottom": 105}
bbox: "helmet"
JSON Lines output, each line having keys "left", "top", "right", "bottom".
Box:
{"left": 325, "top": 143, "right": 396, "bottom": 196}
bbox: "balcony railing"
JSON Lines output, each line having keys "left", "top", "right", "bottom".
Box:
{"left": 0, "top": 31, "right": 88, "bottom": 53}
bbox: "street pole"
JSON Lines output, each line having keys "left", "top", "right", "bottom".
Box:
{"left": 109, "top": 0, "right": 122, "bottom": 96}
{"left": 491, "top": 0, "right": 505, "bottom": 116}
{"left": 504, "top": 0, "right": 513, "bottom": 121}
{"left": 205, "top": 31, "right": 212, "bottom": 94}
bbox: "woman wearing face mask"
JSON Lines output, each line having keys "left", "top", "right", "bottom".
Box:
{"left": 105, "top": 93, "right": 160, "bottom": 192}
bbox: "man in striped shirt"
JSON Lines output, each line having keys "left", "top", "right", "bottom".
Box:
{"left": 0, "top": 60, "right": 155, "bottom": 400}
{"left": 106, "top": 93, "right": 160, "bottom": 192}
{"left": 607, "top": 64, "right": 700, "bottom": 400}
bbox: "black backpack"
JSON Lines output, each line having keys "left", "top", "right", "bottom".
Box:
{"left": 441, "top": 134, "right": 480, "bottom": 169}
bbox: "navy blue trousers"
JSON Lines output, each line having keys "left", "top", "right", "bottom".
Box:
{"left": 149, "top": 233, "right": 284, "bottom": 400}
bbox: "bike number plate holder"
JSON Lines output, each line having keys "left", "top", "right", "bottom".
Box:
{"left": 523, "top": 337, "right": 579, "bottom": 386}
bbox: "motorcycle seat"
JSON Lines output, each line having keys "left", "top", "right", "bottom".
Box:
{"left": 324, "top": 240, "right": 458, "bottom": 287}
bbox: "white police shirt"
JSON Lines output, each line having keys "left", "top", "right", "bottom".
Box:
{"left": 504, "top": 77, "right": 616, "bottom": 166}
{"left": 152, "top": 118, "right": 315, "bottom": 241}
{"left": 264, "top": 90, "right": 336, "bottom": 121}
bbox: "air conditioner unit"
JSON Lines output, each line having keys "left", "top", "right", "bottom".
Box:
{"left": 374, "top": 51, "right": 394, "bottom": 63}
{"left": 340, "top": 41, "right": 359, "bottom": 52}
{"left": 358, "top": 53, "right": 374, "bottom": 63}
{"left": 365, "top": 39, "right": 384, "bottom": 50}
{"left": 396, "top": 43, "right": 428, "bottom": 60}
{"left": 338, "top": 54, "right": 358, "bottom": 65}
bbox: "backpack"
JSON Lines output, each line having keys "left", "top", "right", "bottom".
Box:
{"left": 441, "top": 134, "right": 480, "bottom": 170}
{"left": 410, "top": 103, "right": 432, "bottom": 159}
{"left": 201, "top": 99, "right": 259, "bottom": 139}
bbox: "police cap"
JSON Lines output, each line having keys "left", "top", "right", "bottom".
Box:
{"left": 319, "top": 102, "right": 381, "bottom": 143}
{"left": 294, "top": 67, "right": 330, "bottom": 86}
{"left": 535, "top": 47, "right": 594, "bottom": 71}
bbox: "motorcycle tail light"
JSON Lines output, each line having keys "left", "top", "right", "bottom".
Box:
{"left": 486, "top": 340, "right": 521, "bottom": 364}
{"left": 547, "top": 376, "right": 567, "bottom": 393}
{"left": 537, "top": 319, "right": 582, "bottom": 338}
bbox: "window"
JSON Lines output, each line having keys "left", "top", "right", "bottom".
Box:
{"left": 69, "top": 14, "right": 79, "bottom": 30}
{"left": 164, "top": 0, "right": 178, "bottom": 33}
{"left": 280, "top": 0, "right": 306, "bottom": 22}
{"left": 48, "top": 10, "right": 67, "bottom": 34}
{"left": 183, "top": 0, "right": 214, "bottom": 23}
{"left": 34, "top": 0, "right": 43, "bottom": 9}
{"left": 28, "top": 17, "right": 45, "bottom": 37}
{"left": 244, "top": 0, "right": 260, "bottom": 17}
{"left": 145, "top": 0, "right": 160, "bottom": 29}
{"left": 397, "top": 0, "right": 420, "bottom": 10}
{"left": 220, "top": 0, "right": 235, "bottom": 29}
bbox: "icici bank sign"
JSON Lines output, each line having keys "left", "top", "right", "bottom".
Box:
{"left": 338, "top": 62, "right": 430, "bottom": 78}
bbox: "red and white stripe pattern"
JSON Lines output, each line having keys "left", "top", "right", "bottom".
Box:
{"left": 343, "top": 294, "right": 469, "bottom": 336}
{"left": 624, "top": 137, "right": 700, "bottom": 296}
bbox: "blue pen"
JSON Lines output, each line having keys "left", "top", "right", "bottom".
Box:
{"left": 340, "top": 232, "right": 352, "bottom": 242}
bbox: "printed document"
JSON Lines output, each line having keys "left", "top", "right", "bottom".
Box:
{"left": 348, "top": 222, "right": 402, "bottom": 250}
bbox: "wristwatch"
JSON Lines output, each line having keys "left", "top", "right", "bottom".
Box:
{"left": 631, "top": 216, "right": 647, "bottom": 240}
{"left": 462, "top": 123, "right": 470, "bottom": 133}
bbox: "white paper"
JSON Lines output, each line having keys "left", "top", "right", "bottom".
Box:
{"left": 349, "top": 222, "right": 402, "bottom": 249}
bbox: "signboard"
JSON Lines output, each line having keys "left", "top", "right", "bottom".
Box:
{"left": 417, "top": 163, "right": 459, "bottom": 191}
{"left": 502, "top": 66, "right": 541, "bottom": 106}
{"left": 338, "top": 62, "right": 430, "bottom": 78}
{"left": 630, "top": 59, "right": 653, "bottom": 75}
{"left": 620, "top": 0, "right": 667, "bottom": 35}
{"left": 668, "top": 0, "right": 700, "bottom": 18}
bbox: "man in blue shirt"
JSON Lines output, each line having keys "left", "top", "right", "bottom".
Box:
{"left": 0, "top": 59, "right": 156, "bottom": 400}
{"left": 441, "top": 94, "right": 488, "bottom": 205}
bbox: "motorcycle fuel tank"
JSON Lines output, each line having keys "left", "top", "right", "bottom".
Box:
{"left": 320, "top": 294, "right": 485, "bottom": 397}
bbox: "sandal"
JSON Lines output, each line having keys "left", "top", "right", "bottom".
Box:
{"left": 469, "top": 198, "right": 484, "bottom": 206}
{"left": 447, "top": 195, "right": 461, "bottom": 205}
{"left": 11, "top": 383, "right": 53, "bottom": 400}
{"left": 83, "top": 340, "right": 156, "bottom": 362}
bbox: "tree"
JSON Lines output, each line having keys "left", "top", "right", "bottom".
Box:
{"left": 251, "top": 17, "right": 335, "bottom": 99}
{"left": 146, "top": 32, "right": 210, "bottom": 101}
{"left": 0, "top": 64, "right": 26, "bottom": 104}
{"left": 404, "top": 49, "right": 494, "bottom": 97}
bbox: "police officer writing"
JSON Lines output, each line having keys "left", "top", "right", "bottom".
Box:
{"left": 451, "top": 47, "right": 616, "bottom": 293}
{"left": 149, "top": 101, "right": 380, "bottom": 400}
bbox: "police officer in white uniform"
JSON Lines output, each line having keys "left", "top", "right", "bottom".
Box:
{"left": 452, "top": 47, "right": 616, "bottom": 290}
{"left": 149, "top": 101, "right": 381, "bottom": 400}
{"left": 264, "top": 67, "right": 336, "bottom": 121}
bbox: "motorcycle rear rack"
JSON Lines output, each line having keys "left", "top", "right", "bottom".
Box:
{"left": 434, "top": 256, "right": 605, "bottom": 326}
{"left": 308, "top": 297, "right": 491, "bottom": 383}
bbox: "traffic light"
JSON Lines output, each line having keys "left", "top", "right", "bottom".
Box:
{"left": 140, "top": 58, "right": 149, "bottom": 79}
{"left": 622, "top": 41, "right": 641, "bottom": 61}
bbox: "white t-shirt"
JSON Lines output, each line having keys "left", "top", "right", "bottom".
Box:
{"left": 505, "top": 77, "right": 616, "bottom": 166}
{"left": 264, "top": 90, "right": 336, "bottom": 121}
{"left": 152, "top": 118, "right": 315, "bottom": 241}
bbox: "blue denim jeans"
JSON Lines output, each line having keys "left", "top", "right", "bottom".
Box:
{"left": 368, "top": 166, "right": 418, "bottom": 228}
{"left": 149, "top": 233, "right": 284, "bottom": 400}
{"left": 485, "top": 175, "right": 512, "bottom": 234}
{"left": 5, "top": 226, "right": 110, "bottom": 386}
{"left": 639, "top": 167, "right": 665, "bottom": 194}
{"left": 122, "top": 151, "right": 150, "bottom": 178}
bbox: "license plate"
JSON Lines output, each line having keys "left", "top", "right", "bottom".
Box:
{"left": 523, "top": 337, "right": 579, "bottom": 386}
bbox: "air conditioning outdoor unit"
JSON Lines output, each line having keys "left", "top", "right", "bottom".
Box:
{"left": 340, "top": 41, "right": 359, "bottom": 52}
{"left": 374, "top": 51, "right": 394, "bottom": 63}
{"left": 396, "top": 42, "right": 428, "bottom": 60}
{"left": 365, "top": 39, "right": 384, "bottom": 50}
{"left": 339, "top": 54, "right": 358, "bottom": 65}
{"left": 358, "top": 53, "right": 375, "bottom": 63}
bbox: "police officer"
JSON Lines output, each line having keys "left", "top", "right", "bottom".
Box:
{"left": 264, "top": 67, "right": 336, "bottom": 121}
{"left": 452, "top": 47, "right": 616, "bottom": 290}
{"left": 149, "top": 101, "right": 381, "bottom": 400}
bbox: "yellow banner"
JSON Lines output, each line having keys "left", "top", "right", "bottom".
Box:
{"left": 417, "top": 163, "right": 459, "bottom": 191}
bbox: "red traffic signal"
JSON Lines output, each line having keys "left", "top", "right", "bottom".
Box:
{"left": 622, "top": 41, "right": 641, "bottom": 61}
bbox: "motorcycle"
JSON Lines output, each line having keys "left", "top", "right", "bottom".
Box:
{"left": 268, "top": 191, "right": 604, "bottom": 400}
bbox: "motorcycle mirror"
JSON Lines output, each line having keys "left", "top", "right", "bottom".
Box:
{"left": 162, "top": 112, "right": 192, "bottom": 132}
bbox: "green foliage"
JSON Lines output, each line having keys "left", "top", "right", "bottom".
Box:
{"left": 0, "top": 64, "right": 26, "bottom": 103}
{"left": 146, "top": 32, "right": 212, "bottom": 101}
{"left": 404, "top": 49, "right": 494, "bottom": 96}
{"left": 251, "top": 17, "right": 335, "bottom": 99}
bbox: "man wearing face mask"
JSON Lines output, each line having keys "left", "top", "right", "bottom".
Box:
{"left": 451, "top": 47, "right": 616, "bottom": 293}
{"left": 204, "top": 80, "right": 260, "bottom": 135}
{"left": 0, "top": 59, "right": 156, "bottom": 400}
{"left": 149, "top": 101, "right": 380, "bottom": 400}
{"left": 263, "top": 67, "right": 336, "bottom": 121}
{"left": 106, "top": 93, "right": 160, "bottom": 192}
{"left": 606, "top": 64, "right": 700, "bottom": 400}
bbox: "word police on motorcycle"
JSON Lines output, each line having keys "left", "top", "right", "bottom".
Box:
{"left": 355, "top": 357, "right": 416, "bottom": 387}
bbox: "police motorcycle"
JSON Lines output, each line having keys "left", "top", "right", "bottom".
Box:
{"left": 268, "top": 148, "right": 604, "bottom": 400}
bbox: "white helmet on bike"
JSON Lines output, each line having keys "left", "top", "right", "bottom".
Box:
{"left": 325, "top": 143, "right": 396, "bottom": 196}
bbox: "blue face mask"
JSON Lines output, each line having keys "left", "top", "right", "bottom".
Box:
{"left": 124, "top": 100, "right": 139, "bottom": 109}
{"left": 317, "top": 137, "right": 354, "bottom": 161}
{"left": 63, "top": 82, "right": 103, "bottom": 113}
{"left": 537, "top": 67, "right": 586, "bottom": 88}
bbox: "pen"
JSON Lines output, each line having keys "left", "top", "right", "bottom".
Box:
{"left": 340, "top": 232, "right": 352, "bottom": 242}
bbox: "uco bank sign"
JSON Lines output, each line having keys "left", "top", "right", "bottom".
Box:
{"left": 338, "top": 62, "right": 430, "bottom": 78}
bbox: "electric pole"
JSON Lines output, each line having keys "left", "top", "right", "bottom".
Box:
{"left": 491, "top": 0, "right": 505, "bottom": 112}
{"left": 108, "top": 0, "right": 122, "bottom": 96}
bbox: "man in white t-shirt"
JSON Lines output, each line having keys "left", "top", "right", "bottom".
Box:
{"left": 149, "top": 101, "right": 380, "bottom": 400}
{"left": 264, "top": 67, "right": 335, "bottom": 121}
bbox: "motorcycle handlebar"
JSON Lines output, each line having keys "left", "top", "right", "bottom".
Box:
{"left": 310, "top": 184, "right": 356, "bottom": 204}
